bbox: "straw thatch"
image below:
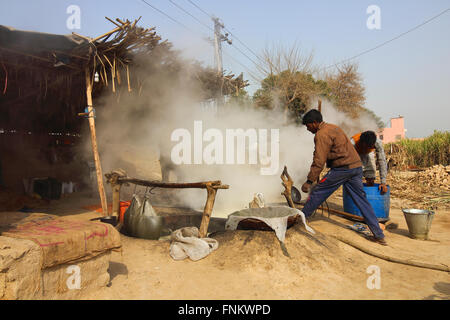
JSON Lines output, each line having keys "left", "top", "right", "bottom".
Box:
{"left": 0, "top": 17, "right": 248, "bottom": 134}
{"left": 0, "top": 18, "right": 165, "bottom": 133}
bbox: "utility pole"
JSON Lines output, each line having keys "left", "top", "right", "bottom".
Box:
{"left": 212, "top": 17, "right": 231, "bottom": 74}
{"left": 212, "top": 17, "right": 232, "bottom": 107}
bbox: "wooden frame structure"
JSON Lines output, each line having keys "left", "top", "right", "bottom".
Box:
{"left": 105, "top": 170, "right": 229, "bottom": 238}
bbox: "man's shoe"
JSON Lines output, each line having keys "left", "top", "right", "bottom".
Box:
{"left": 366, "top": 235, "right": 388, "bottom": 246}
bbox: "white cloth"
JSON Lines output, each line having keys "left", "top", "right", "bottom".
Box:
{"left": 169, "top": 227, "right": 219, "bottom": 261}
{"left": 248, "top": 192, "right": 265, "bottom": 208}
{"left": 225, "top": 207, "right": 315, "bottom": 242}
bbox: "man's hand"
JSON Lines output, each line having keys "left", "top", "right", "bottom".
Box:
{"left": 301, "top": 181, "right": 312, "bottom": 193}
{"left": 379, "top": 183, "right": 388, "bottom": 195}
{"left": 365, "top": 177, "right": 375, "bottom": 186}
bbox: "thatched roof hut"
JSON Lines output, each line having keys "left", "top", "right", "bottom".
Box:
{"left": 0, "top": 18, "right": 248, "bottom": 212}
{"left": 0, "top": 18, "right": 166, "bottom": 133}
{"left": 0, "top": 18, "right": 171, "bottom": 211}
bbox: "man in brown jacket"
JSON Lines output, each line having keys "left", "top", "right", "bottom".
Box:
{"left": 300, "top": 109, "right": 386, "bottom": 245}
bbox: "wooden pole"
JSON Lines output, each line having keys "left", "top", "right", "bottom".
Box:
{"left": 91, "top": 23, "right": 130, "bottom": 42}
{"left": 296, "top": 203, "right": 365, "bottom": 222}
{"left": 199, "top": 184, "right": 218, "bottom": 238}
{"left": 126, "top": 65, "right": 131, "bottom": 92}
{"left": 85, "top": 67, "right": 108, "bottom": 215}
{"left": 111, "top": 183, "right": 121, "bottom": 218}
{"left": 318, "top": 99, "right": 322, "bottom": 113}
{"left": 116, "top": 177, "right": 229, "bottom": 189}
{"left": 280, "top": 166, "right": 295, "bottom": 208}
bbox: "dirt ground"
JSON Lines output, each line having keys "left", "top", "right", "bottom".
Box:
{"left": 33, "top": 186, "right": 450, "bottom": 300}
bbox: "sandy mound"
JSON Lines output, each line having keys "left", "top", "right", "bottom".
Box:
{"left": 210, "top": 223, "right": 345, "bottom": 275}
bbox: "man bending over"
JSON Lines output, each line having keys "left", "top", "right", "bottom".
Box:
{"left": 300, "top": 109, "right": 387, "bottom": 245}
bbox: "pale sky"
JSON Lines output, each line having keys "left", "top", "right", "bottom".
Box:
{"left": 1, "top": 0, "right": 449, "bottom": 138}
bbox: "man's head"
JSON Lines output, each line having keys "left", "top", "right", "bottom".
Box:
{"left": 360, "top": 131, "right": 377, "bottom": 148}
{"left": 302, "top": 109, "right": 323, "bottom": 133}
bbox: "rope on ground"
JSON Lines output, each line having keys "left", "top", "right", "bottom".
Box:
{"left": 333, "top": 235, "right": 450, "bottom": 273}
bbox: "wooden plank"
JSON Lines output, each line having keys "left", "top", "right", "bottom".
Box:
{"left": 85, "top": 67, "right": 108, "bottom": 215}
{"left": 199, "top": 184, "right": 217, "bottom": 238}
{"left": 111, "top": 183, "right": 121, "bottom": 218}
{"left": 280, "top": 166, "right": 295, "bottom": 208}
{"left": 117, "top": 177, "right": 229, "bottom": 189}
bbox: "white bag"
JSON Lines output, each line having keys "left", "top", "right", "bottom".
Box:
{"left": 169, "top": 227, "right": 219, "bottom": 261}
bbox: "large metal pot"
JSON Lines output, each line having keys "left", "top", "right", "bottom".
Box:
{"left": 123, "top": 195, "right": 164, "bottom": 240}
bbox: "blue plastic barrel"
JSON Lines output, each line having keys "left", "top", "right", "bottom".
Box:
{"left": 343, "top": 183, "right": 390, "bottom": 222}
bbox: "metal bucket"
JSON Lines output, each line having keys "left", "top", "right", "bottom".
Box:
{"left": 402, "top": 209, "right": 435, "bottom": 240}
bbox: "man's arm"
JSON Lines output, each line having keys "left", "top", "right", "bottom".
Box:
{"left": 307, "top": 132, "right": 332, "bottom": 183}
{"left": 361, "top": 152, "right": 376, "bottom": 180}
{"left": 374, "top": 139, "right": 387, "bottom": 184}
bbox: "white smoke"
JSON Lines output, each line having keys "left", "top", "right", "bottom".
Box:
{"left": 315, "top": 98, "right": 380, "bottom": 137}
{"left": 85, "top": 60, "right": 381, "bottom": 218}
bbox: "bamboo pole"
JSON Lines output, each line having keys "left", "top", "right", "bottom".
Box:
{"left": 126, "top": 65, "right": 131, "bottom": 92}
{"left": 91, "top": 23, "right": 130, "bottom": 43}
{"left": 105, "top": 16, "right": 121, "bottom": 28}
{"left": 112, "top": 57, "right": 116, "bottom": 93}
{"left": 111, "top": 183, "right": 121, "bottom": 218}
{"left": 199, "top": 184, "right": 218, "bottom": 238}
{"left": 85, "top": 67, "right": 108, "bottom": 215}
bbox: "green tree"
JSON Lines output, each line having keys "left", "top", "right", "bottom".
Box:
{"left": 253, "top": 70, "right": 330, "bottom": 123}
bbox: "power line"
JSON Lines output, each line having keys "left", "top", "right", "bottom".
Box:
{"left": 229, "top": 42, "right": 261, "bottom": 70}
{"left": 324, "top": 7, "right": 450, "bottom": 70}
{"left": 139, "top": 0, "right": 260, "bottom": 83}
{"left": 223, "top": 27, "right": 265, "bottom": 64}
{"left": 185, "top": 0, "right": 213, "bottom": 19}
{"left": 139, "top": 0, "right": 213, "bottom": 48}
{"left": 222, "top": 49, "right": 260, "bottom": 83}
{"left": 185, "top": 0, "right": 264, "bottom": 66}
{"left": 168, "top": 0, "right": 213, "bottom": 32}
{"left": 140, "top": 0, "right": 192, "bottom": 32}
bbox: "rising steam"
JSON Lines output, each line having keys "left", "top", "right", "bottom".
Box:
{"left": 83, "top": 57, "right": 379, "bottom": 217}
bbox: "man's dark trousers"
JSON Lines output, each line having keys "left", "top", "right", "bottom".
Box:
{"left": 302, "top": 166, "right": 385, "bottom": 239}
